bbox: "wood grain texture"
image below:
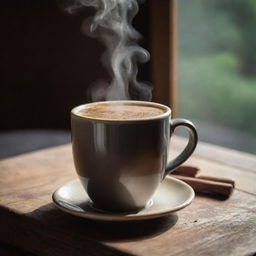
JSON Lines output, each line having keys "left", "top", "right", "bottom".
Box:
{"left": 113, "top": 191, "right": 256, "bottom": 256}
{"left": 149, "top": 0, "right": 178, "bottom": 116}
{"left": 142, "top": 0, "right": 178, "bottom": 112}
{"left": 172, "top": 136, "right": 256, "bottom": 173}
{"left": 0, "top": 139, "right": 256, "bottom": 255}
{"left": 170, "top": 136, "right": 256, "bottom": 195}
{"left": 169, "top": 0, "right": 178, "bottom": 116}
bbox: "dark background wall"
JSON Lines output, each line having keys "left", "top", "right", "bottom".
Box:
{"left": 0, "top": 0, "right": 150, "bottom": 130}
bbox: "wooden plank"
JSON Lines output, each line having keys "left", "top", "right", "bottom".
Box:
{"left": 0, "top": 209, "right": 131, "bottom": 256}
{"left": 179, "top": 156, "right": 256, "bottom": 195}
{"left": 1, "top": 141, "right": 256, "bottom": 211}
{"left": 0, "top": 145, "right": 75, "bottom": 214}
{"left": 169, "top": 137, "right": 256, "bottom": 195}
{"left": 0, "top": 143, "right": 256, "bottom": 255}
{"left": 111, "top": 191, "right": 256, "bottom": 256}
{"left": 1, "top": 189, "right": 256, "bottom": 256}
{"left": 171, "top": 136, "right": 256, "bottom": 173}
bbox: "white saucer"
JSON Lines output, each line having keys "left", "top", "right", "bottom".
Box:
{"left": 52, "top": 176, "right": 194, "bottom": 221}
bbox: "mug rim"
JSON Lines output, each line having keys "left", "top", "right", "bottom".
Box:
{"left": 71, "top": 100, "right": 171, "bottom": 123}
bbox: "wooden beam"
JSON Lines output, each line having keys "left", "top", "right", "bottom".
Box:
{"left": 149, "top": 0, "right": 178, "bottom": 117}
{"left": 169, "top": 0, "right": 178, "bottom": 117}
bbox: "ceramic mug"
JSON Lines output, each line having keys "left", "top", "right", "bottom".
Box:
{"left": 71, "top": 101, "right": 198, "bottom": 212}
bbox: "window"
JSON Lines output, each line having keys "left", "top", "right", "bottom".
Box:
{"left": 178, "top": 0, "right": 256, "bottom": 154}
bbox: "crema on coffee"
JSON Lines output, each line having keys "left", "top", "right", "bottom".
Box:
{"left": 76, "top": 102, "right": 165, "bottom": 120}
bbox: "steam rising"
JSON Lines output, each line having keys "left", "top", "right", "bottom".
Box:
{"left": 67, "top": 0, "right": 152, "bottom": 101}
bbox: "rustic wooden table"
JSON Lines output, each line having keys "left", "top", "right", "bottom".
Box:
{"left": 0, "top": 136, "right": 256, "bottom": 256}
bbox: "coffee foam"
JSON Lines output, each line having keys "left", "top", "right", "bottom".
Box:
{"left": 76, "top": 103, "right": 165, "bottom": 120}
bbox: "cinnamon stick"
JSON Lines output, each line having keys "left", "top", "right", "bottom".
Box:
{"left": 172, "top": 175, "right": 234, "bottom": 197}
{"left": 197, "top": 175, "right": 235, "bottom": 188}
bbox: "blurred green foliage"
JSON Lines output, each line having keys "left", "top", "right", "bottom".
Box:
{"left": 218, "top": 0, "right": 256, "bottom": 75}
{"left": 179, "top": 53, "right": 256, "bottom": 133}
{"left": 178, "top": 0, "right": 256, "bottom": 136}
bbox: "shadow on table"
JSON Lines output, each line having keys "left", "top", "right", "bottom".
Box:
{"left": 195, "top": 192, "right": 231, "bottom": 201}
{"left": 28, "top": 203, "right": 178, "bottom": 242}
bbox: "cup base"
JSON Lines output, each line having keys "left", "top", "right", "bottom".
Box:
{"left": 87, "top": 199, "right": 154, "bottom": 214}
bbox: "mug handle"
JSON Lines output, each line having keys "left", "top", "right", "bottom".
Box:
{"left": 165, "top": 118, "right": 198, "bottom": 177}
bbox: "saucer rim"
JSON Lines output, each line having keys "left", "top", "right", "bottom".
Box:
{"left": 52, "top": 176, "right": 195, "bottom": 221}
